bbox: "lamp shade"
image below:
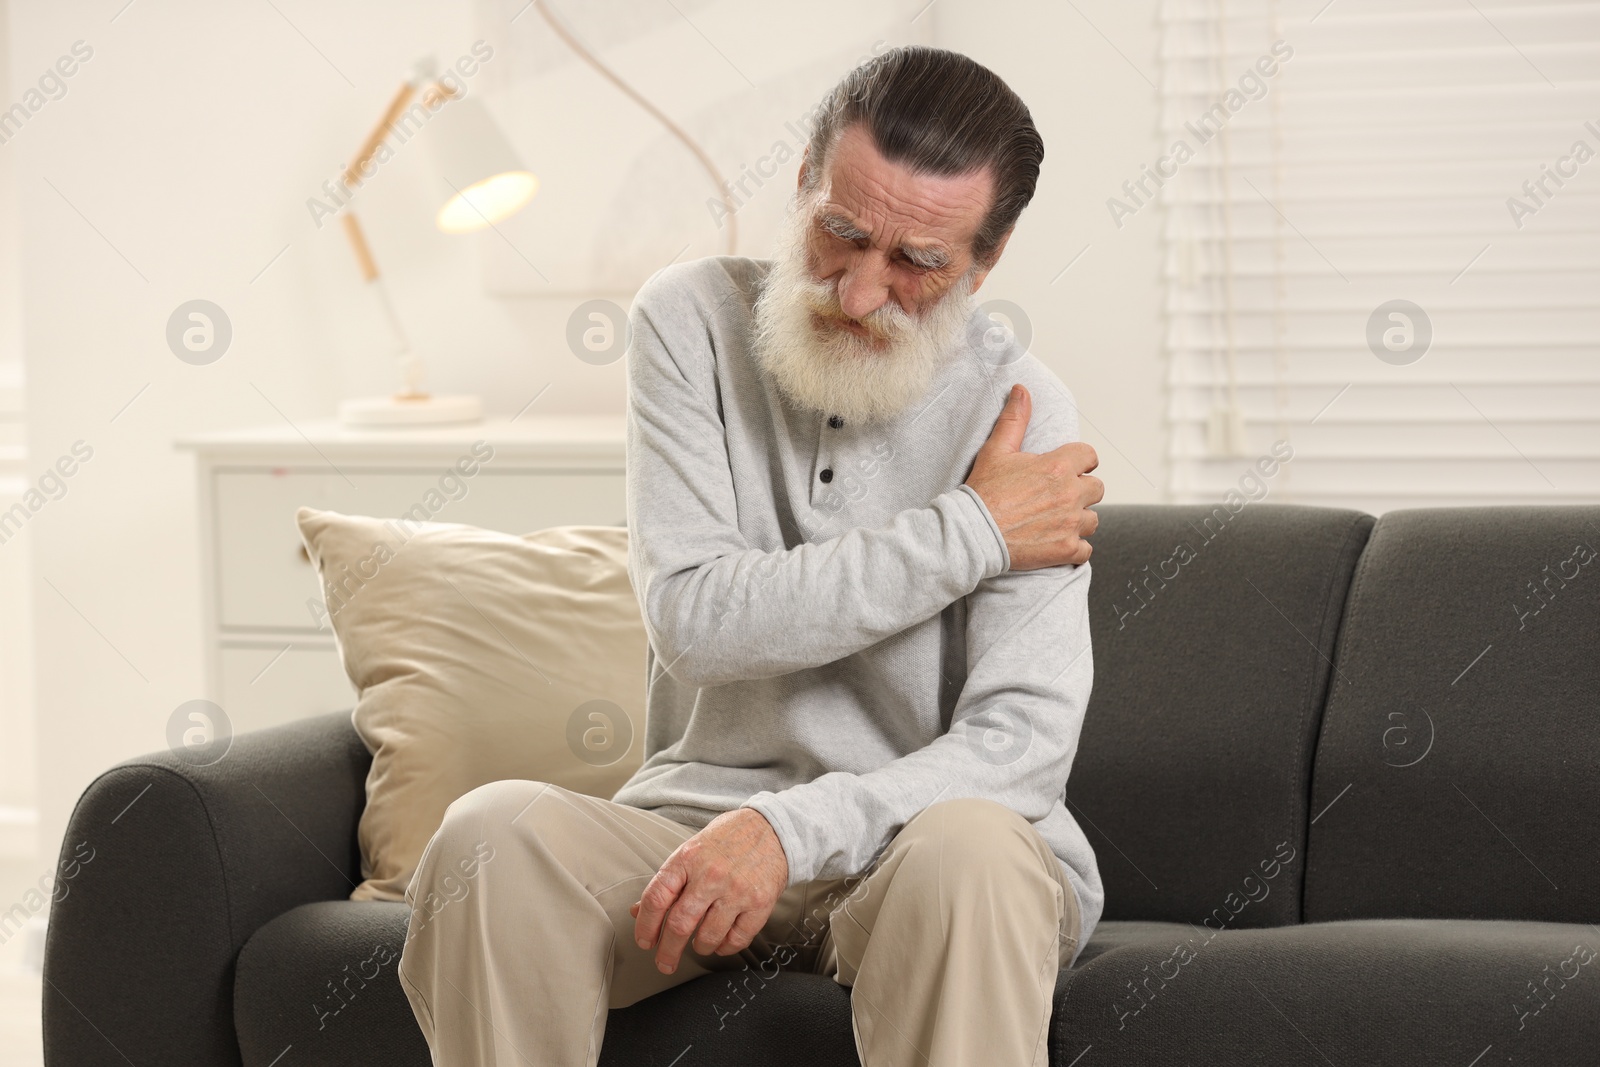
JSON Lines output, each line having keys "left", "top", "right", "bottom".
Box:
{"left": 427, "top": 94, "right": 538, "bottom": 233}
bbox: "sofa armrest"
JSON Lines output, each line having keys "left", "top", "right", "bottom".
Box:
{"left": 42, "top": 710, "right": 370, "bottom": 1067}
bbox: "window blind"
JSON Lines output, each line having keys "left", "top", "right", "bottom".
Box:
{"left": 1156, "top": 0, "right": 1600, "bottom": 510}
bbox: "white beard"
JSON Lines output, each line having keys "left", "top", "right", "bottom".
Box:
{"left": 750, "top": 192, "right": 976, "bottom": 426}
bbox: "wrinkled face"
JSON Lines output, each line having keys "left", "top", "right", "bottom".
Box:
{"left": 750, "top": 123, "right": 1009, "bottom": 425}
{"left": 801, "top": 123, "right": 1000, "bottom": 335}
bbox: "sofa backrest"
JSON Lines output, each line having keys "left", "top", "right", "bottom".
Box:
{"left": 1076, "top": 503, "right": 1373, "bottom": 928}
{"left": 1303, "top": 506, "right": 1600, "bottom": 924}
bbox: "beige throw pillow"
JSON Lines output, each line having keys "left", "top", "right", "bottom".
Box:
{"left": 296, "top": 507, "right": 647, "bottom": 901}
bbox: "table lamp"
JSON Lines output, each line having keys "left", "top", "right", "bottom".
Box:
{"left": 336, "top": 57, "right": 538, "bottom": 427}
{"left": 334, "top": 2, "right": 738, "bottom": 428}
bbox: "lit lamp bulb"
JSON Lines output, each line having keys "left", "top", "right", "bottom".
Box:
{"left": 428, "top": 94, "right": 538, "bottom": 233}
{"left": 438, "top": 171, "right": 538, "bottom": 233}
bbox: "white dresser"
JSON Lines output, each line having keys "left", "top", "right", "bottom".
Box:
{"left": 177, "top": 416, "right": 627, "bottom": 734}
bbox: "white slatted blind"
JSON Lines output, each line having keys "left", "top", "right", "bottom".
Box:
{"left": 1158, "top": 0, "right": 1600, "bottom": 510}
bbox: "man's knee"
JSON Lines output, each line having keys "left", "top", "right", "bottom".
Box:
{"left": 444, "top": 777, "right": 556, "bottom": 824}
{"left": 411, "top": 780, "right": 555, "bottom": 898}
{"left": 910, "top": 796, "right": 1026, "bottom": 837}
{"left": 900, "top": 797, "right": 1044, "bottom": 875}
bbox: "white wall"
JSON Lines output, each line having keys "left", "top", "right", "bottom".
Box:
{"left": 14, "top": 0, "right": 1164, "bottom": 864}
{"left": 938, "top": 0, "right": 1166, "bottom": 502}
{"left": 10, "top": 0, "right": 594, "bottom": 865}
{"left": 0, "top": 0, "right": 35, "bottom": 842}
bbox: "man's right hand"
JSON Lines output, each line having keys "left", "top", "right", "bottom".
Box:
{"left": 964, "top": 383, "right": 1104, "bottom": 570}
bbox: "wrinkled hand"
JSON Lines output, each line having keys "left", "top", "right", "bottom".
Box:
{"left": 965, "top": 383, "right": 1104, "bottom": 569}
{"left": 629, "top": 807, "right": 789, "bottom": 974}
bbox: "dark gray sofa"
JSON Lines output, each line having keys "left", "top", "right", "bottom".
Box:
{"left": 43, "top": 504, "right": 1600, "bottom": 1065}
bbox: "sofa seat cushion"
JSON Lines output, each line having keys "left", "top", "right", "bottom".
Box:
{"left": 1068, "top": 920, "right": 1198, "bottom": 968}
{"left": 235, "top": 902, "right": 1190, "bottom": 1065}
{"left": 1051, "top": 917, "right": 1600, "bottom": 1066}
{"left": 232, "top": 899, "right": 864, "bottom": 1067}
{"left": 234, "top": 900, "right": 425, "bottom": 1066}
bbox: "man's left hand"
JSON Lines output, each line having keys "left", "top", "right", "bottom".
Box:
{"left": 629, "top": 807, "right": 789, "bottom": 974}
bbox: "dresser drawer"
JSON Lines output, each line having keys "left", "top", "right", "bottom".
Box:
{"left": 213, "top": 467, "right": 626, "bottom": 631}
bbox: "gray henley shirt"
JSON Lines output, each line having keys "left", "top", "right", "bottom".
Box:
{"left": 610, "top": 254, "right": 1102, "bottom": 962}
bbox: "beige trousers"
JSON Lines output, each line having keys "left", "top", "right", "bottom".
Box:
{"left": 397, "top": 780, "right": 1081, "bottom": 1067}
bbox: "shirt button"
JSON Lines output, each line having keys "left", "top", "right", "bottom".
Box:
{"left": 819, "top": 468, "right": 834, "bottom": 483}
{"left": 828, "top": 415, "right": 843, "bottom": 428}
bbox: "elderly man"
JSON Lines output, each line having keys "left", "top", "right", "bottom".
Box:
{"left": 399, "top": 44, "right": 1105, "bottom": 1067}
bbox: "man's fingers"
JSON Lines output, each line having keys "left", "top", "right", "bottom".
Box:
{"left": 978, "top": 383, "right": 1032, "bottom": 459}
{"left": 713, "top": 909, "right": 768, "bottom": 955}
{"left": 633, "top": 863, "right": 688, "bottom": 951}
{"left": 691, "top": 899, "right": 741, "bottom": 955}
{"left": 652, "top": 887, "right": 714, "bottom": 973}
{"left": 1047, "top": 440, "right": 1099, "bottom": 476}
{"left": 1079, "top": 507, "right": 1101, "bottom": 539}
{"left": 1079, "top": 474, "right": 1106, "bottom": 507}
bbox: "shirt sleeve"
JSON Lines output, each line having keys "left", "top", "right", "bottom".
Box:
{"left": 736, "top": 372, "right": 1090, "bottom": 886}
{"left": 738, "top": 556, "right": 1094, "bottom": 885}
{"left": 625, "top": 265, "right": 1011, "bottom": 690}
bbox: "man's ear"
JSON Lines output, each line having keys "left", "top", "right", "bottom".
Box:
{"left": 796, "top": 146, "right": 810, "bottom": 191}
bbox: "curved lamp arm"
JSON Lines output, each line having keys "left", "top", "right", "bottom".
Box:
{"left": 338, "top": 78, "right": 457, "bottom": 285}
{"left": 335, "top": 78, "right": 458, "bottom": 396}
{"left": 533, "top": 0, "right": 737, "bottom": 256}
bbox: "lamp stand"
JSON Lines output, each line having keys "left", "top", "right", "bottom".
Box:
{"left": 335, "top": 77, "right": 482, "bottom": 429}
{"left": 338, "top": 392, "right": 483, "bottom": 427}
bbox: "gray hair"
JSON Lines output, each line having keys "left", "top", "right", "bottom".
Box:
{"left": 801, "top": 45, "right": 1044, "bottom": 269}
